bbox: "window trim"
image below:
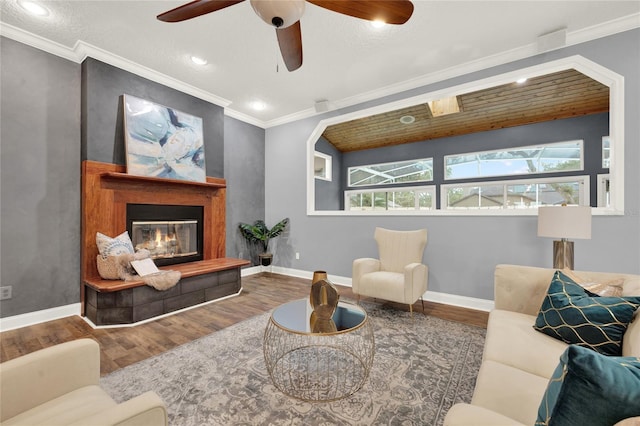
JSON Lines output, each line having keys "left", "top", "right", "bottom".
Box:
{"left": 306, "top": 55, "right": 625, "bottom": 216}
{"left": 602, "top": 136, "right": 611, "bottom": 169}
{"left": 314, "top": 151, "right": 332, "bottom": 181}
{"left": 441, "top": 175, "right": 590, "bottom": 210}
{"left": 347, "top": 157, "right": 434, "bottom": 187}
{"left": 444, "top": 140, "right": 584, "bottom": 181}
{"left": 345, "top": 185, "right": 436, "bottom": 211}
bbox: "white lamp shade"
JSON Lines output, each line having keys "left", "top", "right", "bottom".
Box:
{"left": 537, "top": 205, "right": 592, "bottom": 240}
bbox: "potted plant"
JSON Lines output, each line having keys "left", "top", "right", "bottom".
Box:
{"left": 239, "top": 218, "right": 289, "bottom": 266}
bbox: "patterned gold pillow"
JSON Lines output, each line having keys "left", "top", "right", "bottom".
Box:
{"left": 561, "top": 268, "right": 624, "bottom": 297}
{"left": 534, "top": 271, "right": 640, "bottom": 356}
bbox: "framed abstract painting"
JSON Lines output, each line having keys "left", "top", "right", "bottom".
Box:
{"left": 123, "top": 94, "right": 206, "bottom": 182}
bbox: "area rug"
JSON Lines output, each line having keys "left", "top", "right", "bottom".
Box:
{"left": 100, "top": 301, "right": 486, "bottom": 425}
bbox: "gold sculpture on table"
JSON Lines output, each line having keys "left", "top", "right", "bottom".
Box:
{"left": 310, "top": 271, "right": 339, "bottom": 333}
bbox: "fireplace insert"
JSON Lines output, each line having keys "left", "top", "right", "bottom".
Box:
{"left": 126, "top": 204, "right": 204, "bottom": 266}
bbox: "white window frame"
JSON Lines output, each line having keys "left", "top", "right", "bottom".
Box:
{"left": 602, "top": 136, "right": 611, "bottom": 169}
{"left": 597, "top": 173, "right": 610, "bottom": 207}
{"left": 305, "top": 56, "right": 625, "bottom": 216}
{"left": 348, "top": 158, "right": 433, "bottom": 187}
{"left": 345, "top": 185, "right": 436, "bottom": 211}
{"left": 444, "top": 140, "right": 584, "bottom": 181}
{"left": 441, "top": 175, "right": 590, "bottom": 210}
{"left": 314, "top": 151, "right": 332, "bottom": 181}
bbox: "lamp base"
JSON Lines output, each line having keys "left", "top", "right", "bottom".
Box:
{"left": 553, "top": 240, "right": 574, "bottom": 270}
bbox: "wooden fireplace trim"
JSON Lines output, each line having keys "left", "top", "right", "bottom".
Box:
{"left": 81, "top": 160, "right": 229, "bottom": 314}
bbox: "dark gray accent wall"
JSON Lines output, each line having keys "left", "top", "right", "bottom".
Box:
{"left": 334, "top": 113, "right": 609, "bottom": 208}
{"left": 1, "top": 41, "right": 261, "bottom": 319}
{"left": 315, "top": 137, "right": 343, "bottom": 210}
{"left": 1, "top": 37, "right": 81, "bottom": 317}
{"left": 82, "top": 58, "right": 224, "bottom": 177}
{"left": 224, "top": 116, "right": 265, "bottom": 264}
{"left": 265, "top": 29, "right": 640, "bottom": 301}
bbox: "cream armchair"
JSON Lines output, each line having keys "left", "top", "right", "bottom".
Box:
{"left": 352, "top": 227, "right": 428, "bottom": 314}
{"left": 0, "top": 338, "right": 167, "bottom": 426}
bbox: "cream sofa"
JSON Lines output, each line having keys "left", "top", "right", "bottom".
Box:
{"left": 0, "top": 338, "right": 167, "bottom": 426}
{"left": 444, "top": 264, "right": 640, "bottom": 426}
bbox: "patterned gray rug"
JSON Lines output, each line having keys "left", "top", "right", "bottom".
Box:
{"left": 101, "top": 301, "right": 485, "bottom": 425}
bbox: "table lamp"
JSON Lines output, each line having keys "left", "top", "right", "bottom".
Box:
{"left": 537, "top": 205, "right": 592, "bottom": 270}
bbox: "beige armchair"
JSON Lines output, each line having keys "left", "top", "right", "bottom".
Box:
{"left": 0, "top": 338, "right": 167, "bottom": 426}
{"left": 352, "top": 227, "right": 428, "bottom": 314}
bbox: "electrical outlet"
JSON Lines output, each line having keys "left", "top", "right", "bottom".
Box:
{"left": 239, "top": 252, "right": 243, "bottom": 259}
{"left": 0, "top": 286, "right": 12, "bottom": 300}
{"left": 295, "top": 252, "right": 300, "bottom": 260}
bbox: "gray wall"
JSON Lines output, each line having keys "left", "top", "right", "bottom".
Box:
{"left": 0, "top": 40, "right": 264, "bottom": 318}
{"left": 315, "top": 137, "right": 343, "bottom": 210}
{"left": 1, "top": 37, "right": 81, "bottom": 317}
{"left": 82, "top": 58, "right": 224, "bottom": 177}
{"left": 224, "top": 116, "right": 266, "bottom": 264}
{"left": 265, "top": 29, "right": 640, "bottom": 301}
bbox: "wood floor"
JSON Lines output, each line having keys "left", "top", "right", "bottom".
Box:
{"left": 0, "top": 273, "right": 488, "bottom": 376}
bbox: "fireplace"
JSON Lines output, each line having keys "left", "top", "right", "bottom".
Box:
{"left": 126, "top": 204, "right": 204, "bottom": 266}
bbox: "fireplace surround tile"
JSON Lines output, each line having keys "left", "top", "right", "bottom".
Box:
{"left": 84, "top": 263, "right": 245, "bottom": 326}
{"left": 181, "top": 273, "right": 218, "bottom": 294}
{"left": 132, "top": 283, "right": 181, "bottom": 305}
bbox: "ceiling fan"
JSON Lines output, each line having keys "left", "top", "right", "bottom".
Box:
{"left": 157, "top": 0, "right": 414, "bottom": 72}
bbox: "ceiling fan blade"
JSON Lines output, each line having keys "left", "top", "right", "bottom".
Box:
{"left": 307, "top": 0, "right": 413, "bottom": 24}
{"left": 157, "top": 0, "right": 245, "bottom": 22}
{"left": 276, "top": 21, "right": 303, "bottom": 72}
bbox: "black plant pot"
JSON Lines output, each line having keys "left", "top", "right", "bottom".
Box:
{"left": 259, "top": 253, "right": 273, "bottom": 267}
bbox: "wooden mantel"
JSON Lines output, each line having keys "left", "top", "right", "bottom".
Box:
{"left": 81, "top": 160, "right": 228, "bottom": 314}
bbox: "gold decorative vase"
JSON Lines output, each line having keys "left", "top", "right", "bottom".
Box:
{"left": 312, "top": 270, "right": 328, "bottom": 284}
{"left": 310, "top": 271, "right": 339, "bottom": 333}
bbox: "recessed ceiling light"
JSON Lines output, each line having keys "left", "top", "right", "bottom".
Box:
{"left": 371, "top": 20, "right": 386, "bottom": 28}
{"left": 251, "top": 101, "right": 266, "bottom": 111}
{"left": 516, "top": 77, "right": 528, "bottom": 84}
{"left": 399, "top": 115, "right": 415, "bottom": 124}
{"left": 18, "top": 0, "right": 49, "bottom": 16}
{"left": 190, "top": 56, "right": 208, "bottom": 66}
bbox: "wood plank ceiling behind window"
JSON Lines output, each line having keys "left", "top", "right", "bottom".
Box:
{"left": 322, "top": 69, "right": 610, "bottom": 153}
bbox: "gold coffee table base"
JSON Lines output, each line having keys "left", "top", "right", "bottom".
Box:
{"left": 263, "top": 301, "right": 375, "bottom": 402}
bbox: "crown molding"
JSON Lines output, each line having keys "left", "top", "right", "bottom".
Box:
{"left": 0, "top": 22, "right": 231, "bottom": 109}
{"left": 261, "top": 12, "right": 640, "bottom": 128}
{"left": 2, "top": 13, "right": 638, "bottom": 129}
{"left": 224, "top": 108, "right": 268, "bottom": 128}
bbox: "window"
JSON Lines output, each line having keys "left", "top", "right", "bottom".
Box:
{"left": 314, "top": 152, "right": 332, "bottom": 181}
{"left": 597, "top": 174, "right": 610, "bottom": 207}
{"left": 348, "top": 158, "right": 433, "bottom": 187}
{"left": 602, "top": 136, "right": 610, "bottom": 168}
{"left": 442, "top": 176, "right": 589, "bottom": 209}
{"left": 346, "top": 185, "right": 435, "bottom": 211}
{"left": 445, "top": 140, "right": 583, "bottom": 180}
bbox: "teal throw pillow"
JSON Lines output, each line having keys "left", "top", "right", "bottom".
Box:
{"left": 536, "top": 345, "right": 640, "bottom": 426}
{"left": 533, "top": 270, "right": 640, "bottom": 356}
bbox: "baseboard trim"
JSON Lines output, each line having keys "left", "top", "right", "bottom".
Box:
{"left": 0, "top": 268, "right": 494, "bottom": 331}
{"left": 259, "top": 266, "right": 494, "bottom": 312}
{"left": 0, "top": 303, "right": 81, "bottom": 332}
{"left": 423, "top": 291, "right": 494, "bottom": 312}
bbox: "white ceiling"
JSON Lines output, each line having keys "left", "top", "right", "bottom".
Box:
{"left": 1, "top": 1, "right": 639, "bottom": 128}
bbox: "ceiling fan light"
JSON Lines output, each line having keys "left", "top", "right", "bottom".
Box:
{"left": 250, "top": 0, "right": 305, "bottom": 28}
{"left": 371, "top": 20, "right": 386, "bottom": 28}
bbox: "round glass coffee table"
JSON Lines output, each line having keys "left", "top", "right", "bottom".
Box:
{"left": 263, "top": 299, "right": 375, "bottom": 402}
